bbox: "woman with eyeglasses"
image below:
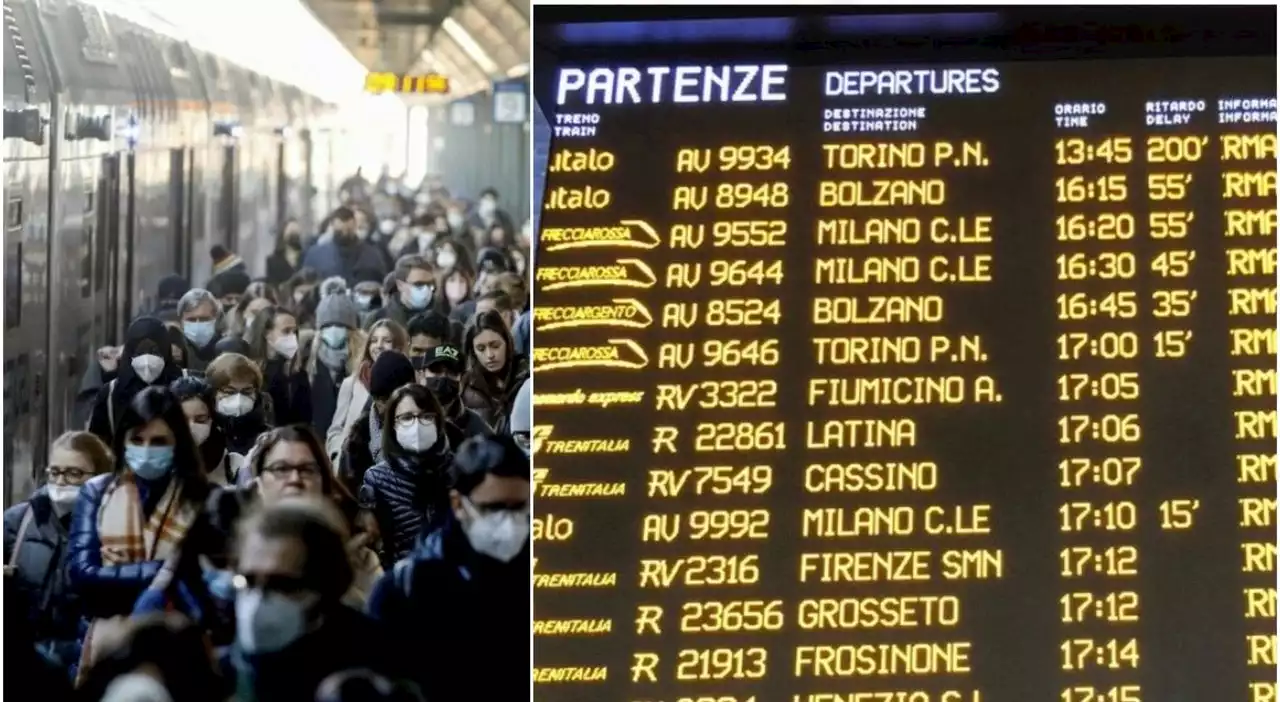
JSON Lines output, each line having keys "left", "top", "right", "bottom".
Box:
{"left": 366, "top": 434, "right": 529, "bottom": 702}
{"left": 215, "top": 426, "right": 383, "bottom": 609}
{"left": 360, "top": 384, "right": 454, "bottom": 568}
{"left": 205, "top": 353, "right": 273, "bottom": 457}
{"left": 4, "top": 431, "right": 113, "bottom": 677}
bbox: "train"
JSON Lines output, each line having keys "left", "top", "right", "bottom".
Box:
{"left": 3, "top": 0, "right": 352, "bottom": 504}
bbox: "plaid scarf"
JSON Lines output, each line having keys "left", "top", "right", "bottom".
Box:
{"left": 96, "top": 472, "right": 195, "bottom": 564}
{"left": 75, "top": 473, "right": 197, "bottom": 685}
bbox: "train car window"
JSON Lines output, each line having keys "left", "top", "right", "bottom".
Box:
{"left": 5, "top": 196, "right": 22, "bottom": 330}
{"left": 206, "top": 53, "right": 228, "bottom": 90}
{"left": 75, "top": 4, "right": 117, "bottom": 65}
{"left": 80, "top": 189, "right": 94, "bottom": 299}
{"left": 166, "top": 41, "right": 189, "bottom": 79}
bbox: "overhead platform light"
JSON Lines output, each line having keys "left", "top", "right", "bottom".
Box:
{"left": 429, "top": 33, "right": 491, "bottom": 97}
{"left": 442, "top": 16, "right": 501, "bottom": 77}
{"left": 507, "top": 63, "right": 529, "bottom": 79}
{"left": 451, "top": 3, "right": 525, "bottom": 74}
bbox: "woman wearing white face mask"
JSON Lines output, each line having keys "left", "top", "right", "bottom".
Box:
{"left": 435, "top": 265, "right": 474, "bottom": 319}
{"left": 170, "top": 376, "right": 240, "bottom": 486}
{"left": 246, "top": 305, "right": 313, "bottom": 428}
{"left": 359, "top": 384, "right": 453, "bottom": 567}
{"left": 4, "top": 431, "right": 112, "bottom": 674}
{"left": 365, "top": 434, "right": 529, "bottom": 702}
{"left": 88, "top": 316, "right": 185, "bottom": 447}
{"left": 206, "top": 353, "right": 271, "bottom": 457}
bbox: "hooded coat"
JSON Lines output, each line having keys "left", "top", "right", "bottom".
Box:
{"left": 86, "top": 317, "right": 185, "bottom": 446}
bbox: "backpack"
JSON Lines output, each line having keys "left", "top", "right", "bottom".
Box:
{"left": 103, "top": 371, "right": 191, "bottom": 434}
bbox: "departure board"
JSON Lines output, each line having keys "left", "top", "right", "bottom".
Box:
{"left": 530, "top": 55, "right": 1278, "bottom": 702}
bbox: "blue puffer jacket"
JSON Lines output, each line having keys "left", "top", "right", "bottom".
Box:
{"left": 67, "top": 474, "right": 167, "bottom": 622}
{"left": 358, "top": 441, "right": 452, "bottom": 569}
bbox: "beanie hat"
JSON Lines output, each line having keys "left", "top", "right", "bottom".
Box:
{"left": 208, "top": 270, "right": 250, "bottom": 298}
{"left": 369, "top": 351, "right": 416, "bottom": 399}
{"left": 214, "top": 336, "right": 251, "bottom": 356}
{"left": 157, "top": 274, "right": 189, "bottom": 301}
{"left": 315, "top": 293, "right": 359, "bottom": 329}
{"left": 320, "top": 276, "right": 348, "bottom": 298}
{"left": 475, "top": 247, "right": 508, "bottom": 273}
{"left": 509, "top": 377, "right": 531, "bottom": 435}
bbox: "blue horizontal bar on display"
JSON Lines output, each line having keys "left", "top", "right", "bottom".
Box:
{"left": 555, "top": 17, "right": 797, "bottom": 45}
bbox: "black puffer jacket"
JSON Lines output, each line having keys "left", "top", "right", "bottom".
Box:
{"left": 262, "top": 358, "right": 313, "bottom": 427}
{"left": 4, "top": 488, "right": 82, "bottom": 671}
{"left": 358, "top": 439, "right": 452, "bottom": 568}
{"left": 218, "top": 393, "right": 273, "bottom": 457}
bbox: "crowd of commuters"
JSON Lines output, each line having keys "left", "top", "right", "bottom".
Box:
{"left": 5, "top": 171, "right": 533, "bottom": 701}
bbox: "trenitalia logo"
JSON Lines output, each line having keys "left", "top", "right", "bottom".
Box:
{"left": 531, "top": 426, "right": 554, "bottom": 457}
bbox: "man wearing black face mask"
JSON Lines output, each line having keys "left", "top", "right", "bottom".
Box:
{"left": 301, "top": 207, "right": 389, "bottom": 286}
{"left": 421, "top": 344, "right": 489, "bottom": 442}
{"left": 366, "top": 435, "right": 529, "bottom": 702}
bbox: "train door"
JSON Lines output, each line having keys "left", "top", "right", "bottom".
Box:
{"left": 183, "top": 146, "right": 195, "bottom": 277}
{"left": 3, "top": 180, "right": 49, "bottom": 505}
{"left": 276, "top": 139, "right": 287, "bottom": 232}
{"left": 169, "top": 147, "right": 187, "bottom": 278}
{"left": 190, "top": 143, "right": 216, "bottom": 286}
{"left": 219, "top": 144, "right": 237, "bottom": 250}
{"left": 101, "top": 153, "right": 121, "bottom": 345}
{"left": 301, "top": 128, "right": 315, "bottom": 233}
{"left": 117, "top": 151, "right": 137, "bottom": 339}
{"left": 47, "top": 156, "right": 103, "bottom": 438}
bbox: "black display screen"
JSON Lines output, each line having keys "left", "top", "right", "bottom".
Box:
{"left": 530, "top": 41, "right": 1278, "bottom": 702}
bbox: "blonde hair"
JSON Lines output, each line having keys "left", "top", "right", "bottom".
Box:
{"left": 308, "top": 326, "right": 368, "bottom": 380}
{"left": 355, "top": 320, "right": 408, "bottom": 367}
{"left": 50, "top": 430, "right": 113, "bottom": 475}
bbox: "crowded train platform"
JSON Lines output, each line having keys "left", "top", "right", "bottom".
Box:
{"left": 3, "top": 0, "right": 532, "bottom": 699}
